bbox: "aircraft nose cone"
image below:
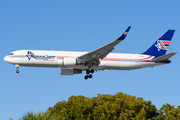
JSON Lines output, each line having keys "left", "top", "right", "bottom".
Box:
{"left": 4, "top": 56, "right": 8, "bottom": 62}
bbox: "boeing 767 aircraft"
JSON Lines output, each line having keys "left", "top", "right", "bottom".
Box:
{"left": 4, "top": 26, "right": 176, "bottom": 79}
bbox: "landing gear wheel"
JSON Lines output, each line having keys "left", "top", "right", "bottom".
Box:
{"left": 15, "top": 64, "right": 19, "bottom": 74}
{"left": 85, "top": 69, "right": 95, "bottom": 79}
{"left": 84, "top": 74, "right": 93, "bottom": 80}
{"left": 16, "top": 70, "right": 19, "bottom": 73}
{"left": 84, "top": 75, "right": 88, "bottom": 80}
{"left": 86, "top": 70, "right": 90, "bottom": 74}
{"left": 89, "top": 74, "right": 92, "bottom": 78}
{"left": 90, "top": 69, "right": 94, "bottom": 73}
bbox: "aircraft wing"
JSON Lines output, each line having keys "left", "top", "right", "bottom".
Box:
{"left": 78, "top": 26, "right": 131, "bottom": 61}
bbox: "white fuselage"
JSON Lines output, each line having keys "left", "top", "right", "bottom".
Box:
{"left": 4, "top": 50, "right": 168, "bottom": 71}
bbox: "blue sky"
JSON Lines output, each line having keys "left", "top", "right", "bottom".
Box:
{"left": 1, "top": 1, "right": 180, "bottom": 119}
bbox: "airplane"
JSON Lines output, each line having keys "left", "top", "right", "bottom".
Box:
{"left": 4, "top": 26, "right": 177, "bottom": 80}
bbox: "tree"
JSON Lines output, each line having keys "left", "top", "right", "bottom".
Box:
{"left": 156, "top": 103, "right": 180, "bottom": 120}
{"left": 19, "top": 111, "right": 58, "bottom": 120}
{"left": 17, "top": 92, "right": 180, "bottom": 119}
{"left": 47, "top": 92, "right": 158, "bottom": 119}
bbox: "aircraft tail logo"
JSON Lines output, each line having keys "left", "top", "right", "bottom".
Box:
{"left": 155, "top": 40, "right": 171, "bottom": 51}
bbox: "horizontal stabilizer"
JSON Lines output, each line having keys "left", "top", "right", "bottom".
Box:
{"left": 151, "top": 52, "right": 177, "bottom": 62}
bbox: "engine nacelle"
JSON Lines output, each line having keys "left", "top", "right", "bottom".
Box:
{"left": 61, "top": 68, "right": 82, "bottom": 75}
{"left": 63, "top": 57, "right": 77, "bottom": 66}
{"left": 58, "top": 57, "right": 86, "bottom": 67}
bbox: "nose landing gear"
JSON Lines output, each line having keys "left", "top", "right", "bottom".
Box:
{"left": 16, "top": 70, "right": 19, "bottom": 73}
{"left": 15, "top": 64, "right": 19, "bottom": 73}
{"left": 84, "top": 69, "right": 94, "bottom": 80}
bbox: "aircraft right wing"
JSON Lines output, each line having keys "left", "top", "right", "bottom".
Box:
{"left": 78, "top": 26, "right": 131, "bottom": 61}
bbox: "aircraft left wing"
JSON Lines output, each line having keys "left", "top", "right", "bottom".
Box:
{"left": 78, "top": 26, "right": 131, "bottom": 61}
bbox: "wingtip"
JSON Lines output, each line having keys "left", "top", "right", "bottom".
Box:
{"left": 127, "top": 26, "right": 131, "bottom": 29}
{"left": 116, "top": 26, "right": 131, "bottom": 40}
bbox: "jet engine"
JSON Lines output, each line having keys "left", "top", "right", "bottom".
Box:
{"left": 58, "top": 57, "right": 85, "bottom": 66}
{"left": 61, "top": 68, "right": 82, "bottom": 75}
{"left": 63, "top": 57, "right": 77, "bottom": 66}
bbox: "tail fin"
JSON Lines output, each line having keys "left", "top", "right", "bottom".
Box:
{"left": 142, "top": 30, "right": 175, "bottom": 58}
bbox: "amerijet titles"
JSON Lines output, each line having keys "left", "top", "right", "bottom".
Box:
{"left": 26, "top": 51, "right": 56, "bottom": 60}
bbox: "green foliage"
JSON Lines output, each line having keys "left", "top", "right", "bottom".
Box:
{"left": 15, "top": 92, "right": 180, "bottom": 119}
{"left": 156, "top": 103, "right": 180, "bottom": 120}
{"left": 19, "top": 111, "right": 58, "bottom": 120}
{"left": 47, "top": 92, "right": 158, "bottom": 119}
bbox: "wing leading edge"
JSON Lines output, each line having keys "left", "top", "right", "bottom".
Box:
{"left": 78, "top": 26, "right": 131, "bottom": 61}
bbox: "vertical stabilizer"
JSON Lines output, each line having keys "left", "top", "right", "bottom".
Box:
{"left": 142, "top": 30, "right": 175, "bottom": 57}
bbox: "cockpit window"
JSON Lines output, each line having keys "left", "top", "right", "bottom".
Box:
{"left": 9, "top": 53, "right": 14, "bottom": 55}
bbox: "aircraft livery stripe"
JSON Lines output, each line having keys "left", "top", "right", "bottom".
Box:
{"left": 43, "top": 59, "right": 55, "bottom": 61}
{"left": 103, "top": 56, "right": 153, "bottom": 61}
{"left": 8, "top": 55, "right": 25, "bottom": 56}
{"left": 101, "top": 59, "right": 151, "bottom": 62}
{"left": 159, "top": 41, "right": 166, "bottom": 49}
{"left": 100, "top": 60, "right": 168, "bottom": 64}
{"left": 8, "top": 55, "right": 26, "bottom": 58}
{"left": 161, "top": 41, "right": 171, "bottom": 44}
{"left": 8, "top": 55, "right": 153, "bottom": 61}
{"left": 56, "top": 56, "right": 70, "bottom": 57}
{"left": 56, "top": 55, "right": 153, "bottom": 61}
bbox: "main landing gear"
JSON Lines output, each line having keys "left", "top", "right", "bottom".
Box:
{"left": 84, "top": 69, "right": 94, "bottom": 80}
{"left": 15, "top": 64, "right": 19, "bottom": 73}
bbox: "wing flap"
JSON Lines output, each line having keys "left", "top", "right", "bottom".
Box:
{"left": 151, "top": 52, "right": 177, "bottom": 62}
